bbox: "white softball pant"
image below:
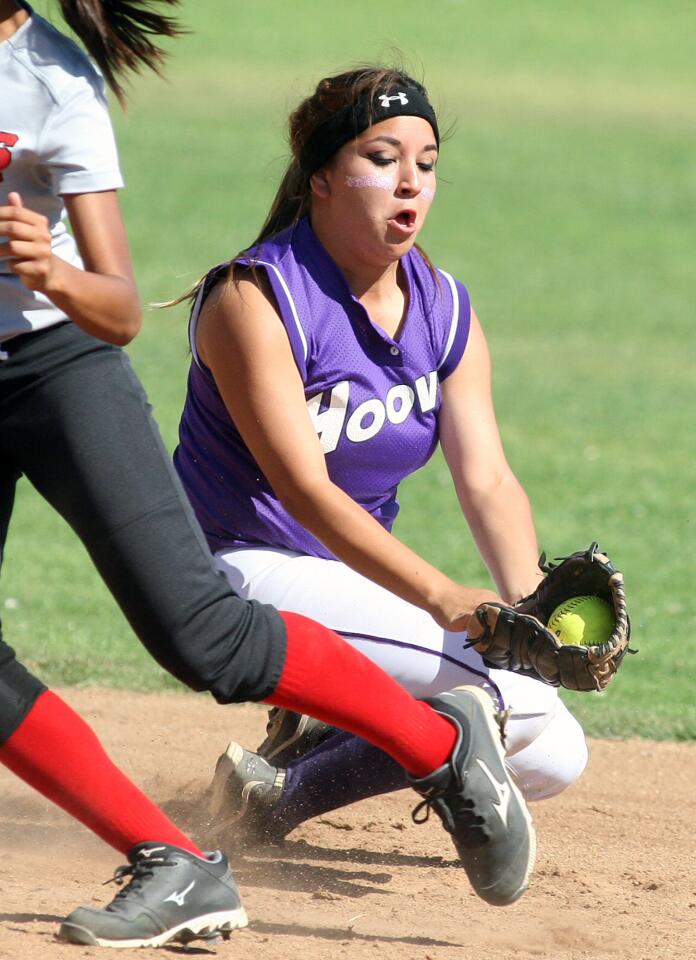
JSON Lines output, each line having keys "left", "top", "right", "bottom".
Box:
{"left": 216, "top": 546, "right": 589, "bottom": 801}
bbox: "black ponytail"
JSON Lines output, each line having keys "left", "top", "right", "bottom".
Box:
{"left": 57, "top": 1, "right": 185, "bottom": 104}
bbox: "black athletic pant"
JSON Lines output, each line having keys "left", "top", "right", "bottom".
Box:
{"left": 0, "top": 322, "right": 286, "bottom": 741}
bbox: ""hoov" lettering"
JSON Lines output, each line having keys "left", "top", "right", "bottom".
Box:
{"left": 307, "top": 372, "right": 437, "bottom": 453}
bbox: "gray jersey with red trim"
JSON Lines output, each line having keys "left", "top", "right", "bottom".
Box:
{"left": 175, "top": 216, "right": 471, "bottom": 559}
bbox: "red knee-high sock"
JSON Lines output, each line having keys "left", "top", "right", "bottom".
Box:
{"left": 266, "top": 612, "right": 457, "bottom": 778}
{"left": 0, "top": 690, "right": 202, "bottom": 857}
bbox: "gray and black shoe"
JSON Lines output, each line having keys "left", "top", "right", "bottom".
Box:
{"left": 257, "top": 707, "right": 336, "bottom": 766}
{"left": 408, "top": 685, "right": 536, "bottom": 907}
{"left": 210, "top": 741, "right": 287, "bottom": 843}
{"left": 58, "top": 842, "right": 248, "bottom": 948}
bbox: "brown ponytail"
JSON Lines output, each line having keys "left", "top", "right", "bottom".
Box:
{"left": 56, "top": 0, "right": 185, "bottom": 105}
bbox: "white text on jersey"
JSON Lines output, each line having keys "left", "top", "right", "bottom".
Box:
{"left": 306, "top": 372, "right": 438, "bottom": 453}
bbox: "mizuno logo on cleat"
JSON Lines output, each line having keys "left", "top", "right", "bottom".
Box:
{"left": 475, "top": 759, "right": 511, "bottom": 826}
{"left": 164, "top": 881, "right": 196, "bottom": 906}
{"left": 139, "top": 846, "right": 166, "bottom": 858}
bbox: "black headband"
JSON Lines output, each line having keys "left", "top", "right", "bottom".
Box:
{"left": 300, "top": 86, "right": 439, "bottom": 176}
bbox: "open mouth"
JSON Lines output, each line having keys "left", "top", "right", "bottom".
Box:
{"left": 390, "top": 209, "right": 417, "bottom": 232}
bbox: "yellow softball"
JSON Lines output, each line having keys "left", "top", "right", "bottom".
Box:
{"left": 548, "top": 596, "right": 615, "bottom": 646}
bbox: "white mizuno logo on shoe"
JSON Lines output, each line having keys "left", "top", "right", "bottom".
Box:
{"left": 164, "top": 881, "right": 196, "bottom": 907}
{"left": 475, "top": 759, "right": 511, "bottom": 826}
{"left": 139, "top": 846, "right": 166, "bottom": 858}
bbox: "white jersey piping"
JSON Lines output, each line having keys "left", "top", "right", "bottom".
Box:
{"left": 189, "top": 260, "right": 309, "bottom": 370}
{"left": 437, "top": 269, "right": 460, "bottom": 371}
{"left": 188, "top": 278, "right": 210, "bottom": 368}
{"left": 254, "top": 259, "right": 309, "bottom": 363}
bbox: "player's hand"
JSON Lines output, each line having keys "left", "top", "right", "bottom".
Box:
{"left": 0, "top": 192, "right": 58, "bottom": 291}
{"left": 430, "top": 582, "right": 501, "bottom": 633}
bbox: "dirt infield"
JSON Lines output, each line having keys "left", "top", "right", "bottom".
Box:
{"left": 0, "top": 688, "right": 694, "bottom": 960}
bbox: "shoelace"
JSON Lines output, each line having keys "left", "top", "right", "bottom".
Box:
{"left": 411, "top": 794, "right": 487, "bottom": 840}
{"left": 410, "top": 702, "right": 510, "bottom": 842}
{"left": 103, "top": 852, "right": 176, "bottom": 901}
{"left": 410, "top": 711, "right": 509, "bottom": 843}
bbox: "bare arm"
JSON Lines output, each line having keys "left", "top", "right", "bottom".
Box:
{"left": 0, "top": 191, "right": 140, "bottom": 345}
{"left": 197, "top": 274, "right": 498, "bottom": 630}
{"left": 439, "top": 309, "right": 543, "bottom": 603}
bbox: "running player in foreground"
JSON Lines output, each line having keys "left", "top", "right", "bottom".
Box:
{"left": 0, "top": 3, "right": 533, "bottom": 947}
{"left": 173, "top": 66, "right": 588, "bottom": 847}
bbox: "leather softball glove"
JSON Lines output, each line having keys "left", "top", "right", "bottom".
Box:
{"left": 466, "top": 543, "right": 632, "bottom": 691}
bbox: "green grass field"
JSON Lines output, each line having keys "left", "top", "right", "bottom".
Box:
{"left": 4, "top": 1, "right": 695, "bottom": 738}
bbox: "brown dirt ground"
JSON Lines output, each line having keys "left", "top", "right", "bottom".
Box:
{"left": 0, "top": 688, "right": 694, "bottom": 960}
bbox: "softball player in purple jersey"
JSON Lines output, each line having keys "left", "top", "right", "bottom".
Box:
{"left": 175, "top": 66, "right": 588, "bottom": 840}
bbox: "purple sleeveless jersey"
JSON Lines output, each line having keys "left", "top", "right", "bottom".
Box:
{"left": 175, "top": 216, "right": 471, "bottom": 560}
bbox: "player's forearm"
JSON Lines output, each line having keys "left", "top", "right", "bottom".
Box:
{"left": 458, "top": 473, "right": 543, "bottom": 603}
{"left": 38, "top": 256, "right": 141, "bottom": 345}
{"left": 282, "top": 480, "right": 489, "bottom": 625}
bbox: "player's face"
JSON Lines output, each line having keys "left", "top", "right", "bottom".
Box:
{"left": 313, "top": 115, "right": 438, "bottom": 265}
